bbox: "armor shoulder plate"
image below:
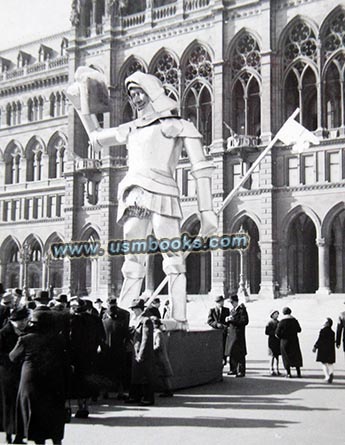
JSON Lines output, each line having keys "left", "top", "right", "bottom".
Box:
{"left": 179, "top": 119, "right": 202, "bottom": 138}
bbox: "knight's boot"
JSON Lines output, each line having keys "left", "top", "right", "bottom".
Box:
{"left": 162, "top": 257, "right": 188, "bottom": 330}
{"left": 118, "top": 260, "right": 146, "bottom": 309}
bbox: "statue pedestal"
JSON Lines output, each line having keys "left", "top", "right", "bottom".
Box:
{"left": 161, "top": 329, "right": 223, "bottom": 390}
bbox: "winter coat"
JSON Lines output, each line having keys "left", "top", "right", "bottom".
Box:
{"left": 153, "top": 329, "right": 173, "bottom": 378}
{"left": 265, "top": 319, "right": 281, "bottom": 357}
{"left": 102, "top": 307, "right": 130, "bottom": 382}
{"left": 224, "top": 304, "right": 249, "bottom": 359}
{"left": 9, "top": 330, "right": 67, "bottom": 443}
{"left": 130, "top": 315, "right": 154, "bottom": 385}
{"left": 0, "top": 322, "right": 22, "bottom": 435}
{"left": 314, "top": 326, "right": 336, "bottom": 364}
{"left": 275, "top": 316, "right": 303, "bottom": 368}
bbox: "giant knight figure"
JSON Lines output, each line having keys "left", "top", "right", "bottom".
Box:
{"left": 67, "top": 67, "right": 217, "bottom": 328}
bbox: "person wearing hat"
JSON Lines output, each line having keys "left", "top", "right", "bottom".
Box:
{"left": 152, "top": 316, "right": 174, "bottom": 398}
{"left": 224, "top": 294, "right": 249, "bottom": 377}
{"left": 275, "top": 307, "right": 303, "bottom": 378}
{"left": 33, "top": 290, "right": 51, "bottom": 311}
{"left": 0, "top": 292, "right": 15, "bottom": 329}
{"left": 94, "top": 298, "right": 106, "bottom": 319}
{"left": 265, "top": 310, "right": 281, "bottom": 376}
{"left": 207, "top": 296, "right": 230, "bottom": 366}
{"left": 67, "top": 67, "right": 218, "bottom": 327}
{"left": 9, "top": 310, "right": 67, "bottom": 445}
{"left": 0, "top": 307, "right": 29, "bottom": 444}
{"left": 101, "top": 297, "right": 130, "bottom": 399}
{"left": 69, "top": 297, "right": 105, "bottom": 418}
{"left": 126, "top": 298, "right": 155, "bottom": 406}
{"left": 144, "top": 297, "right": 162, "bottom": 319}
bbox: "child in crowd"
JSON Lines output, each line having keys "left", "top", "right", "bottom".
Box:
{"left": 313, "top": 317, "right": 336, "bottom": 383}
{"left": 265, "top": 310, "right": 281, "bottom": 376}
{"left": 152, "top": 317, "right": 174, "bottom": 397}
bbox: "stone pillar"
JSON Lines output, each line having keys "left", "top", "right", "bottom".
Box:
{"left": 279, "top": 242, "right": 289, "bottom": 296}
{"left": 335, "top": 243, "right": 343, "bottom": 293}
{"left": 144, "top": 254, "right": 155, "bottom": 295}
{"left": 315, "top": 238, "right": 331, "bottom": 295}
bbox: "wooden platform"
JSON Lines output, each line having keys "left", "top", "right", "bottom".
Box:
{"left": 162, "top": 329, "right": 223, "bottom": 390}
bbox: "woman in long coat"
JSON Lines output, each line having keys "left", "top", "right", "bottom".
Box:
{"left": 152, "top": 317, "right": 173, "bottom": 397}
{"left": 0, "top": 307, "right": 29, "bottom": 444}
{"left": 9, "top": 310, "right": 67, "bottom": 445}
{"left": 313, "top": 317, "right": 336, "bottom": 383}
{"left": 275, "top": 307, "right": 303, "bottom": 378}
{"left": 127, "top": 299, "right": 154, "bottom": 406}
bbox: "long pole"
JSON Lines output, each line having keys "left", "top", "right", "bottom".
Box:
{"left": 139, "top": 108, "right": 300, "bottom": 305}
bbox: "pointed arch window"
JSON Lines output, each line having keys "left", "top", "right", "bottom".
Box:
{"left": 184, "top": 45, "right": 213, "bottom": 88}
{"left": 229, "top": 33, "right": 261, "bottom": 138}
{"left": 322, "top": 11, "right": 345, "bottom": 131}
{"left": 4, "top": 145, "right": 21, "bottom": 184}
{"left": 26, "top": 143, "right": 43, "bottom": 182}
{"left": 183, "top": 82, "right": 212, "bottom": 146}
{"left": 151, "top": 52, "right": 179, "bottom": 91}
{"left": 48, "top": 137, "right": 66, "bottom": 178}
{"left": 284, "top": 63, "right": 317, "bottom": 131}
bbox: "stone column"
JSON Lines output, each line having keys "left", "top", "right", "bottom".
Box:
{"left": 335, "top": 243, "right": 343, "bottom": 293}
{"left": 315, "top": 238, "right": 331, "bottom": 295}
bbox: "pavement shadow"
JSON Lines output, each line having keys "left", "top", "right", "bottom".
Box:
{"left": 72, "top": 415, "right": 296, "bottom": 429}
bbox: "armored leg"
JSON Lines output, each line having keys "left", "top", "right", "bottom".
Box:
{"left": 118, "top": 216, "right": 152, "bottom": 309}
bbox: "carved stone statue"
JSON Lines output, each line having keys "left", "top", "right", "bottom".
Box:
{"left": 67, "top": 67, "right": 217, "bottom": 329}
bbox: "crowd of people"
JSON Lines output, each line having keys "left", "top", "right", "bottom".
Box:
{"left": 0, "top": 286, "right": 173, "bottom": 445}
{"left": 208, "top": 295, "right": 345, "bottom": 383}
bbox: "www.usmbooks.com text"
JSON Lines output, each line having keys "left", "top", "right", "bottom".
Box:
{"left": 50, "top": 233, "right": 250, "bottom": 259}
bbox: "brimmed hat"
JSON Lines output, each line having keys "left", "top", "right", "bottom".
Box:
{"left": 125, "top": 71, "right": 178, "bottom": 114}
{"left": 95, "top": 298, "right": 103, "bottom": 304}
{"left": 14, "top": 288, "right": 22, "bottom": 297}
{"left": 215, "top": 295, "right": 224, "bottom": 303}
{"left": 33, "top": 290, "right": 50, "bottom": 303}
{"left": 107, "top": 297, "right": 117, "bottom": 306}
{"left": 2, "top": 292, "right": 14, "bottom": 304}
{"left": 129, "top": 298, "right": 145, "bottom": 310}
{"left": 229, "top": 294, "right": 239, "bottom": 302}
{"left": 10, "top": 306, "right": 30, "bottom": 321}
{"left": 55, "top": 293, "right": 68, "bottom": 304}
{"left": 30, "top": 310, "right": 53, "bottom": 327}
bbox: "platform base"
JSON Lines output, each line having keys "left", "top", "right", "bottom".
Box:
{"left": 163, "top": 329, "right": 223, "bottom": 390}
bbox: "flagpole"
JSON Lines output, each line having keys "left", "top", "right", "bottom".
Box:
{"left": 144, "top": 108, "right": 301, "bottom": 303}
{"left": 216, "top": 108, "right": 300, "bottom": 216}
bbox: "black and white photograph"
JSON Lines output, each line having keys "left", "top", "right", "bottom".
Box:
{"left": 0, "top": 0, "right": 345, "bottom": 443}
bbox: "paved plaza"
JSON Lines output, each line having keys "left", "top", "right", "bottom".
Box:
{"left": 1, "top": 295, "right": 345, "bottom": 445}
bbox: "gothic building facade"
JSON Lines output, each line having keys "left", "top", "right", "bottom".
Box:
{"left": 1, "top": 0, "right": 345, "bottom": 299}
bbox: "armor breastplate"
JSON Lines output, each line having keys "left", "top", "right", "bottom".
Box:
{"left": 119, "top": 121, "right": 183, "bottom": 198}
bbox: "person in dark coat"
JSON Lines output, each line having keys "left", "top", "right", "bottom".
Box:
{"left": 69, "top": 298, "right": 105, "bottom": 418}
{"left": 9, "top": 310, "right": 67, "bottom": 445}
{"left": 94, "top": 298, "right": 106, "bottom": 319}
{"left": 224, "top": 294, "right": 249, "bottom": 377}
{"left": 144, "top": 298, "right": 162, "bottom": 319}
{"left": 102, "top": 298, "right": 130, "bottom": 398}
{"left": 0, "top": 307, "right": 29, "bottom": 444}
{"left": 265, "top": 310, "right": 281, "bottom": 376}
{"left": 207, "top": 295, "right": 230, "bottom": 366}
{"left": 275, "top": 307, "right": 303, "bottom": 378}
{"left": 313, "top": 317, "right": 336, "bottom": 383}
{"left": 152, "top": 317, "right": 173, "bottom": 397}
{"left": 126, "top": 298, "right": 155, "bottom": 406}
{"left": 0, "top": 293, "right": 15, "bottom": 329}
{"left": 336, "top": 304, "right": 345, "bottom": 352}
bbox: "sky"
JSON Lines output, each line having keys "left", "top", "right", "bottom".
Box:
{"left": 0, "top": 0, "right": 71, "bottom": 50}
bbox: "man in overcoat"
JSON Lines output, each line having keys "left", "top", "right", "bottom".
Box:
{"left": 225, "top": 294, "right": 249, "bottom": 377}
{"left": 102, "top": 297, "right": 130, "bottom": 398}
{"left": 207, "top": 295, "right": 230, "bottom": 365}
{"left": 127, "top": 298, "right": 155, "bottom": 406}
